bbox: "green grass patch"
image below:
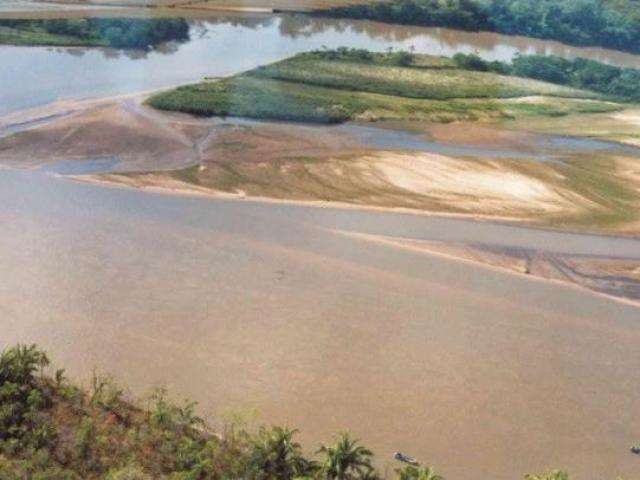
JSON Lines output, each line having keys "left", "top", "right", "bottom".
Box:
{"left": 149, "top": 50, "right": 615, "bottom": 124}
{"left": 250, "top": 52, "right": 596, "bottom": 101}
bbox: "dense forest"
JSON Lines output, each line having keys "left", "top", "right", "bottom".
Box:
{"left": 317, "top": 0, "right": 640, "bottom": 54}
{"left": 0, "top": 18, "right": 189, "bottom": 49}
{"left": 0, "top": 344, "right": 579, "bottom": 479}
{"left": 452, "top": 52, "right": 640, "bottom": 101}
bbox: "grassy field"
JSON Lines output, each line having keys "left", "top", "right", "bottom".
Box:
{"left": 148, "top": 50, "right": 616, "bottom": 124}
{"left": 249, "top": 52, "right": 596, "bottom": 100}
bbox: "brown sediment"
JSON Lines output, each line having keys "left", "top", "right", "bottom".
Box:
{"left": 337, "top": 232, "right": 640, "bottom": 307}
{"left": 1, "top": 96, "right": 640, "bottom": 233}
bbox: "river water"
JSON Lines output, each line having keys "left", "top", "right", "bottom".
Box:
{"left": 4, "top": 13, "right": 640, "bottom": 115}
{"left": 1, "top": 169, "right": 639, "bottom": 480}
{"left": 2, "top": 10, "right": 640, "bottom": 480}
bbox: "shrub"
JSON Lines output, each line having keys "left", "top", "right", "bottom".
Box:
{"left": 105, "top": 464, "right": 152, "bottom": 480}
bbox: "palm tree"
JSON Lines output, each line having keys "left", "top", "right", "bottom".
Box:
{"left": 524, "top": 471, "right": 569, "bottom": 480}
{"left": 317, "top": 433, "right": 377, "bottom": 480}
{"left": 396, "top": 465, "right": 444, "bottom": 480}
{"left": 247, "top": 426, "right": 317, "bottom": 480}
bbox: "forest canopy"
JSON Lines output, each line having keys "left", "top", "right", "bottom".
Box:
{"left": 452, "top": 52, "right": 640, "bottom": 101}
{"left": 318, "top": 0, "right": 640, "bottom": 54}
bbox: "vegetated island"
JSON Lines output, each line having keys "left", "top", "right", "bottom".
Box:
{"left": 0, "top": 343, "right": 586, "bottom": 479}
{"left": 0, "top": 17, "right": 189, "bottom": 49}
{"left": 147, "top": 47, "right": 633, "bottom": 124}
{"left": 313, "top": 0, "right": 640, "bottom": 55}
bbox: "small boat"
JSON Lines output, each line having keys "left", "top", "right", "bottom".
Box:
{"left": 394, "top": 452, "right": 419, "bottom": 465}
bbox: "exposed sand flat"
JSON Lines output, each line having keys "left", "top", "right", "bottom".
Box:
{"left": 339, "top": 232, "right": 640, "bottom": 306}
{"left": 361, "top": 152, "right": 578, "bottom": 214}
{"left": 1, "top": 98, "right": 639, "bottom": 233}
{"left": 0, "top": 100, "right": 198, "bottom": 171}
{"left": 612, "top": 109, "right": 640, "bottom": 127}
{"left": 616, "top": 156, "right": 640, "bottom": 185}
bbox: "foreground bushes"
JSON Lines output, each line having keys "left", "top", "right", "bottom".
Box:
{"left": 0, "top": 344, "right": 590, "bottom": 479}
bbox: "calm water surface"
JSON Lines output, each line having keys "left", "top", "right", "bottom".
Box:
{"left": 4, "top": 14, "right": 640, "bottom": 114}
{"left": 1, "top": 170, "right": 639, "bottom": 480}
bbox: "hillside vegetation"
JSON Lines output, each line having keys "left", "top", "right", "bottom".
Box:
{"left": 148, "top": 49, "right": 619, "bottom": 124}
{"left": 0, "top": 344, "right": 579, "bottom": 479}
{"left": 317, "top": 0, "right": 640, "bottom": 54}
{"left": 0, "top": 18, "right": 189, "bottom": 49}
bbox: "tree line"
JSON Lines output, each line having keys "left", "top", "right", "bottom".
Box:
{"left": 0, "top": 18, "right": 190, "bottom": 50}
{"left": 452, "top": 52, "right": 640, "bottom": 101}
{"left": 317, "top": 0, "right": 640, "bottom": 54}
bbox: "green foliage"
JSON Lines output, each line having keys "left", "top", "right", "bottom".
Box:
{"left": 524, "top": 470, "right": 569, "bottom": 480}
{"left": 147, "top": 77, "right": 355, "bottom": 124}
{"left": 396, "top": 465, "right": 444, "bottom": 480}
{"left": 0, "top": 18, "right": 189, "bottom": 50}
{"left": 105, "top": 464, "right": 152, "bottom": 480}
{"left": 247, "top": 426, "right": 317, "bottom": 479}
{"left": 511, "top": 55, "right": 571, "bottom": 84}
{"left": 317, "top": 433, "right": 376, "bottom": 480}
{"left": 318, "top": 0, "right": 640, "bottom": 54}
{"left": 149, "top": 49, "right": 626, "bottom": 124}
{"left": 510, "top": 55, "right": 640, "bottom": 100}
{"left": 452, "top": 53, "right": 511, "bottom": 74}
{"left": 452, "top": 52, "right": 640, "bottom": 101}
{"left": 0, "top": 344, "right": 54, "bottom": 453}
{"left": 319, "top": 0, "right": 488, "bottom": 30}
{"left": 0, "top": 344, "right": 49, "bottom": 385}
{"left": 0, "top": 344, "right": 577, "bottom": 480}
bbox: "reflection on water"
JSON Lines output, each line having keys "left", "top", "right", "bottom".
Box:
{"left": 4, "top": 14, "right": 640, "bottom": 115}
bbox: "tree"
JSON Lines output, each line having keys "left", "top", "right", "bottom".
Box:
{"left": 317, "top": 433, "right": 377, "bottom": 480}
{"left": 247, "top": 426, "right": 317, "bottom": 479}
{"left": 397, "top": 465, "right": 444, "bottom": 480}
{"left": 524, "top": 470, "right": 569, "bottom": 480}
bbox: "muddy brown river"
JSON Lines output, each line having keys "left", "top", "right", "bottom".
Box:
{"left": 2, "top": 9, "right": 640, "bottom": 480}
{"left": 1, "top": 170, "right": 639, "bottom": 479}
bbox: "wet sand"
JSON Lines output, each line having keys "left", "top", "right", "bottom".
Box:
{"left": 2, "top": 96, "right": 639, "bottom": 236}
{"left": 1, "top": 169, "right": 639, "bottom": 480}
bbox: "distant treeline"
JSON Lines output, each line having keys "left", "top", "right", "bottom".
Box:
{"left": 0, "top": 18, "right": 189, "bottom": 49}
{"left": 452, "top": 52, "right": 640, "bottom": 101}
{"left": 317, "top": 0, "right": 640, "bottom": 54}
